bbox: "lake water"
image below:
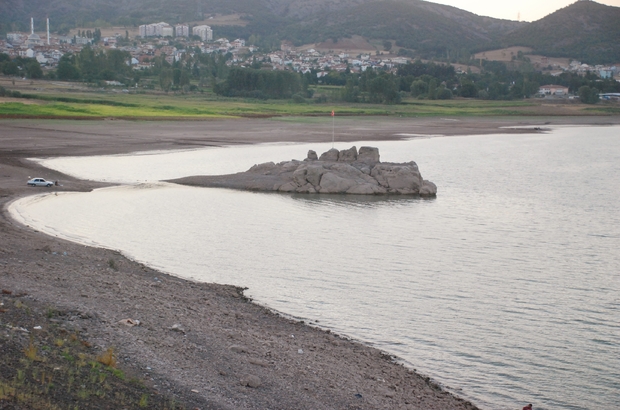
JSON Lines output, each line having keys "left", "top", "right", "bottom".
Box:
{"left": 10, "top": 126, "right": 620, "bottom": 410}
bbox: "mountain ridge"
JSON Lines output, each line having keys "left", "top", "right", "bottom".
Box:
{"left": 503, "top": 1, "right": 620, "bottom": 64}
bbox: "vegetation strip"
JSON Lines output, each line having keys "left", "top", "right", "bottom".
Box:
{"left": 0, "top": 291, "right": 187, "bottom": 409}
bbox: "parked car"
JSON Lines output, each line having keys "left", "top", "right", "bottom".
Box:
{"left": 27, "top": 178, "right": 54, "bottom": 187}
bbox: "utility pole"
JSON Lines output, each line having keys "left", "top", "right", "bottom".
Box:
{"left": 331, "top": 110, "right": 335, "bottom": 148}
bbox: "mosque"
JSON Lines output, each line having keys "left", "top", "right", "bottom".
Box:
{"left": 25, "top": 18, "right": 48, "bottom": 47}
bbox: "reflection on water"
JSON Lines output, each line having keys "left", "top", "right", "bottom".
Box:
{"left": 12, "top": 126, "right": 620, "bottom": 410}
{"left": 288, "top": 192, "right": 435, "bottom": 207}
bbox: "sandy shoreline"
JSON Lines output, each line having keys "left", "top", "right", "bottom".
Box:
{"left": 2, "top": 116, "right": 619, "bottom": 409}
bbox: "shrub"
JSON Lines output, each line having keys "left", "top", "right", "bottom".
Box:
{"left": 437, "top": 87, "right": 453, "bottom": 100}
{"left": 578, "top": 86, "right": 599, "bottom": 104}
{"left": 292, "top": 93, "right": 306, "bottom": 103}
{"left": 97, "top": 347, "right": 117, "bottom": 368}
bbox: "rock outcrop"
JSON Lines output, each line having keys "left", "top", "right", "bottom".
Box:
{"left": 169, "top": 146, "right": 437, "bottom": 196}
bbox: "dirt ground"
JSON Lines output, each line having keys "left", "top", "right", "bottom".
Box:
{"left": 1, "top": 116, "right": 619, "bottom": 409}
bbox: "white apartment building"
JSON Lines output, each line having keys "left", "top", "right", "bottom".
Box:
{"left": 161, "top": 26, "right": 173, "bottom": 37}
{"left": 139, "top": 22, "right": 173, "bottom": 38}
{"left": 192, "top": 25, "right": 213, "bottom": 42}
{"left": 175, "top": 24, "right": 189, "bottom": 37}
{"left": 231, "top": 39, "right": 245, "bottom": 48}
{"left": 6, "top": 33, "right": 24, "bottom": 43}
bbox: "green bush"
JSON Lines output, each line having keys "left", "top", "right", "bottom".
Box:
{"left": 292, "top": 93, "right": 306, "bottom": 103}
{"left": 578, "top": 85, "right": 599, "bottom": 104}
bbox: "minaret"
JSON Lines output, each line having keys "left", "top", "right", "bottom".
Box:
{"left": 31, "top": 17, "right": 34, "bottom": 34}
{"left": 47, "top": 18, "right": 50, "bottom": 45}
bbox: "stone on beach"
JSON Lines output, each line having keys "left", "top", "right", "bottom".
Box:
{"left": 228, "top": 344, "right": 247, "bottom": 353}
{"left": 240, "top": 374, "right": 262, "bottom": 388}
{"left": 169, "top": 323, "right": 185, "bottom": 333}
{"left": 118, "top": 318, "right": 140, "bottom": 327}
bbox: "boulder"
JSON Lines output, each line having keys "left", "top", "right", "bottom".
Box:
{"left": 419, "top": 180, "right": 437, "bottom": 196}
{"left": 319, "top": 148, "right": 339, "bottom": 162}
{"left": 292, "top": 166, "right": 308, "bottom": 186}
{"left": 338, "top": 146, "right": 357, "bottom": 162}
{"left": 306, "top": 150, "right": 318, "bottom": 160}
{"left": 278, "top": 182, "right": 299, "bottom": 192}
{"left": 306, "top": 165, "right": 326, "bottom": 187}
{"left": 249, "top": 162, "right": 276, "bottom": 174}
{"left": 371, "top": 164, "right": 422, "bottom": 192}
{"left": 319, "top": 172, "right": 357, "bottom": 193}
{"left": 280, "top": 160, "right": 302, "bottom": 172}
{"left": 358, "top": 146, "right": 380, "bottom": 164}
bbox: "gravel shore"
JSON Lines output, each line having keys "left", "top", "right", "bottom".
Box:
{"left": 2, "top": 116, "right": 618, "bottom": 409}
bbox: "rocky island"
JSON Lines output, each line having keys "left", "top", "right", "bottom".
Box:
{"left": 169, "top": 146, "right": 438, "bottom": 196}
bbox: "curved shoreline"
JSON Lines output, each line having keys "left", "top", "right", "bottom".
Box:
{"left": 2, "top": 116, "right": 619, "bottom": 409}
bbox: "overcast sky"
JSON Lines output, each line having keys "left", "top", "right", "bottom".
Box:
{"left": 428, "top": 0, "right": 620, "bottom": 21}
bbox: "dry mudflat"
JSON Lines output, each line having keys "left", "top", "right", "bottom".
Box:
{"left": 1, "top": 116, "right": 618, "bottom": 409}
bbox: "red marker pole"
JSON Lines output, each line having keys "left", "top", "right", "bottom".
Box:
{"left": 331, "top": 110, "right": 335, "bottom": 148}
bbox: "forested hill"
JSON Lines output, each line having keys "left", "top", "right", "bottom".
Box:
{"left": 503, "top": 1, "right": 620, "bottom": 64}
{"left": 280, "top": 1, "right": 524, "bottom": 54}
{"left": 1, "top": 0, "right": 619, "bottom": 63}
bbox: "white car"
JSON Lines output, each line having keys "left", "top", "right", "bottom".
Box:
{"left": 27, "top": 178, "right": 54, "bottom": 187}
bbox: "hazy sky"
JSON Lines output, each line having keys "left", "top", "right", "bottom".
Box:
{"left": 429, "top": 0, "right": 620, "bottom": 21}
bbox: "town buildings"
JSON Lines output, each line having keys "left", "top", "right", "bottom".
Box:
{"left": 1, "top": 18, "right": 617, "bottom": 87}
{"left": 538, "top": 84, "right": 570, "bottom": 95}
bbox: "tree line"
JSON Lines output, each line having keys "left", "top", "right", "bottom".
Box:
{"left": 3, "top": 49, "right": 618, "bottom": 105}
{"left": 0, "top": 53, "right": 43, "bottom": 79}
{"left": 214, "top": 67, "right": 305, "bottom": 99}
{"left": 55, "top": 46, "right": 133, "bottom": 82}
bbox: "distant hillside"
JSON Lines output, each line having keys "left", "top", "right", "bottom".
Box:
{"left": 502, "top": 0, "right": 620, "bottom": 64}
{"left": 0, "top": 0, "right": 524, "bottom": 59}
{"left": 280, "top": 0, "right": 524, "bottom": 56}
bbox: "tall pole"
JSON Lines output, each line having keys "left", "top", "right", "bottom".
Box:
{"left": 331, "top": 110, "right": 335, "bottom": 148}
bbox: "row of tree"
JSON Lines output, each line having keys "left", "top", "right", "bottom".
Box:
{"left": 214, "top": 67, "right": 305, "bottom": 99}
{"left": 56, "top": 46, "right": 133, "bottom": 82}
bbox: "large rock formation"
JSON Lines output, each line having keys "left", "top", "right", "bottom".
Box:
{"left": 168, "top": 146, "right": 437, "bottom": 196}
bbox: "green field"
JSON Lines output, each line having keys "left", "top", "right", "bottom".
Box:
{"left": 0, "top": 94, "right": 537, "bottom": 118}
{"left": 0, "top": 84, "right": 617, "bottom": 119}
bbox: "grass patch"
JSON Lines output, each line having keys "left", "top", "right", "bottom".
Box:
{"left": 584, "top": 106, "right": 620, "bottom": 114}
{"left": 21, "top": 93, "right": 140, "bottom": 107}
{"left": 0, "top": 292, "right": 187, "bottom": 409}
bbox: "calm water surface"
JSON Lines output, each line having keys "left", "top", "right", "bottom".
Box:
{"left": 11, "top": 126, "right": 620, "bottom": 410}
